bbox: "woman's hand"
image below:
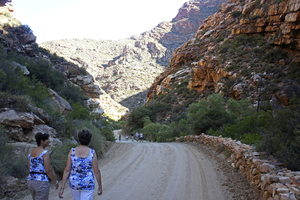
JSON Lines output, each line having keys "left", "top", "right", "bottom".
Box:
{"left": 97, "top": 187, "right": 103, "bottom": 195}
{"left": 55, "top": 180, "right": 59, "bottom": 190}
{"left": 59, "top": 188, "right": 64, "bottom": 199}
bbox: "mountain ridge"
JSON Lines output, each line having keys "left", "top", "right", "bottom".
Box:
{"left": 41, "top": 0, "right": 226, "bottom": 113}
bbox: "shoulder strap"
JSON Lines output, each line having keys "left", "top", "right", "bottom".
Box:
{"left": 40, "top": 150, "right": 48, "bottom": 157}
{"left": 90, "top": 149, "right": 95, "bottom": 158}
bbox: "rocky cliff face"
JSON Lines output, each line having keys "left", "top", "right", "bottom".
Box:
{"left": 148, "top": 0, "right": 300, "bottom": 108}
{"left": 41, "top": 0, "right": 226, "bottom": 112}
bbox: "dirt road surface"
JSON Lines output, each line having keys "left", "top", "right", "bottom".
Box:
{"left": 21, "top": 143, "right": 231, "bottom": 199}
{"left": 20, "top": 130, "right": 255, "bottom": 200}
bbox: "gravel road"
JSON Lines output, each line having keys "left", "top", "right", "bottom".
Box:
{"left": 97, "top": 141, "right": 230, "bottom": 200}
{"left": 21, "top": 140, "right": 234, "bottom": 200}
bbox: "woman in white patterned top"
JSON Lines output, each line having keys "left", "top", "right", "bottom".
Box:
{"left": 27, "top": 132, "right": 59, "bottom": 200}
{"left": 59, "top": 129, "right": 103, "bottom": 200}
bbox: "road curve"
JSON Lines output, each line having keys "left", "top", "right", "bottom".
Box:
{"left": 21, "top": 141, "right": 229, "bottom": 200}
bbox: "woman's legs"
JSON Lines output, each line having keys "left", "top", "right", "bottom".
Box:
{"left": 71, "top": 189, "right": 94, "bottom": 200}
{"left": 27, "top": 180, "right": 50, "bottom": 200}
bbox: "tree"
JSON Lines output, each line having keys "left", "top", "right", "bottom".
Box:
{"left": 128, "top": 106, "right": 151, "bottom": 129}
{"left": 143, "top": 123, "right": 161, "bottom": 142}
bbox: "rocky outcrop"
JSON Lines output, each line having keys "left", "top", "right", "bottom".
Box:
{"left": 0, "top": 1, "right": 36, "bottom": 57}
{"left": 0, "top": 176, "right": 27, "bottom": 199}
{"left": 177, "top": 134, "right": 300, "bottom": 200}
{"left": 229, "top": 1, "right": 300, "bottom": 54}
{"left": 12, "top": 61, "right": 30, "bottom": 75}
{"left": 187, "top": 57, "right": 232, "bottom": 92}
{"left": 147, "top": 0, "right": 300, "bottom": 106}
{"left": 49, "top": 89, "right": 72, "bottom": 115}
{"left": 142, "top": 0, "right": 227, "bottom": 49}
{"left": 0, "top": 108, "right": 61, "bottom": 144}
{"left": 69, "top": 74, "right": 103, "bottom": 98}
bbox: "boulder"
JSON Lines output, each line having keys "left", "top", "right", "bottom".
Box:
{"left": 75, "top": 75, "right": 94, "bottom": 86}
{"left": 86, "top": 98, "right": 105, "bottom": 119}
{"left": 10, "top": 142, "right": 36, "bottom": 156}
{"left": 0, "top": 109, "right": 43, "bottom": 129}
{"left": 12, "top": 61, "right": 30, "bottom": 75}
{"left": 17, "top": 33, "right": 36, "bottom": 44}
{"left": 49, "top": 89, "right": 72, "bottom": 115}
{"left": 28, "top": 105, "right": 50, "bottom": 123}
{"left": 5, "top": 126, "right": 24, "bottom": 142}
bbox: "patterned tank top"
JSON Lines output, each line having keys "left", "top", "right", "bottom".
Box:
{"left": 27, "top": 150, "right": 50, "bottom": 182}
{"left": 69, "top": 148, "right": 95, "bottom": 190}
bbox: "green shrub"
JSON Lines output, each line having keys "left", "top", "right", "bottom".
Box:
{"left": 241, "top": 68, "right": 251, "bottom": 77}
{"left": 0, "top": 125, "right": 28, "bottom": 182}
{"left": 287, "top": 62, "right": 300, "bottom": 82}
{"left": 51, "top": 140, "right": 78, "bottom": 177}
{"left": 241, "top": 133, "right": 263, "bottom": 145}
{"left": 264, "top": 47, "right": 287, "bottom": 63}
{"left": 250, "top": 15, "right": 260, "bottom": 20}
{"left": 241, "top": 13, "right": 248, "bottom": 18}
{"left": 79, "top": 67, "right": 88, "bottom": 75}
{"left": 49, "top": 53, "right": 64, "bottom": 63}
{"left": 143, "top": 122, "right": 161, "bottom": 142}
{"left": 166, "top": 137, "right": 176, "bottom": 142}
{"left": 25, "top": 58, "right": 66, "bottom": 89}
{"left": 0, "top": 65, "right": 49, "bottom": 108}
{"left": 231, "top": 11, "right": 242, "bottom": 18}
{"left": 117, "top": 120, "right": 127, "bottom": 128}
{"left": 216, "top": 36, "right": 225, "bottom": 42}
{"left": 188, "top": 94, "right": 232, "bottom": 134}
{"left": 47, "top": 110, "right": 76, "bottom": 137}
{"left": 227, "top": 62, "right": 239, "bottom": 71}
{"left": 100, "top": 128, "right": 115, "bottom": 141}
{"left": 128, "top": 106, "right": 152, "bottom": 129}
{"left": 58, "top": 84, "right": 88, "bottom": 106}
{"left": 0, "top": 93, "right": 32, "bottom": 111}
{"left": 67, "top": 102, "right": 94, "bottom": 121}
{"left": 256, "top": 109, "right": 300, "bottom": 170}
{"left": 224, "top": 78, "right": 236, "bottom": 89}
{"left": 157, "top": 124, "right": 172, "bottom": 142}
{"left": 192, "top": 108, "right": 232, "bottom": 134}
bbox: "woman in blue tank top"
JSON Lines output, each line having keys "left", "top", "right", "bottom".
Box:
{"left": 27, "top": 132, "right": 59, "bottom": 200}
{"left": 59, "top": 129, "right": 103, "bottom": 200}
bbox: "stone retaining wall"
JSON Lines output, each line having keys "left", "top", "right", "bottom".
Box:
{"left": 176, "top": 134, "right": 300, "bottom": 200}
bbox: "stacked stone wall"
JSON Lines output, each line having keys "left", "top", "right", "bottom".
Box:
{"left": 176, "top": 134, "right": 300, "bottom": 200}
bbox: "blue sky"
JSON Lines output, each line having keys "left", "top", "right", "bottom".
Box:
{"left": 12, "top": 0, "right": 189, "bottom": 43}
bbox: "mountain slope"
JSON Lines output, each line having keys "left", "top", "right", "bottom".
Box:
{"left": 41, "top": 0, "right": 226, "bottom": 112}
{"left": 148, "top": 0, "right": 300, "bottom": 109}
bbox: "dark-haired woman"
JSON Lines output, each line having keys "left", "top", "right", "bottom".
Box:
{"left": 27, "top": 132, "right": 59, "bottom": 200}
{"left": 59, "top": 129, "right": 103, "bottom": 200}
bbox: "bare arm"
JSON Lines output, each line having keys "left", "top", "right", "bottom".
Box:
{"left": 44, "top": 152, "right": 59, "bottom": 189}
{"left": 92, "top": 152, "right": 102, "bottom": 195}
{"left": 59, "top": 150, "right": 72, "bottom": 199}
{"left": 28, "top": 159, "right": 30, "bottom": 172}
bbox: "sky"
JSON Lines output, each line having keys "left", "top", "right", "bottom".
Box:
{"left": 12, "top": 0, "right": 189, "bottom": 43}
